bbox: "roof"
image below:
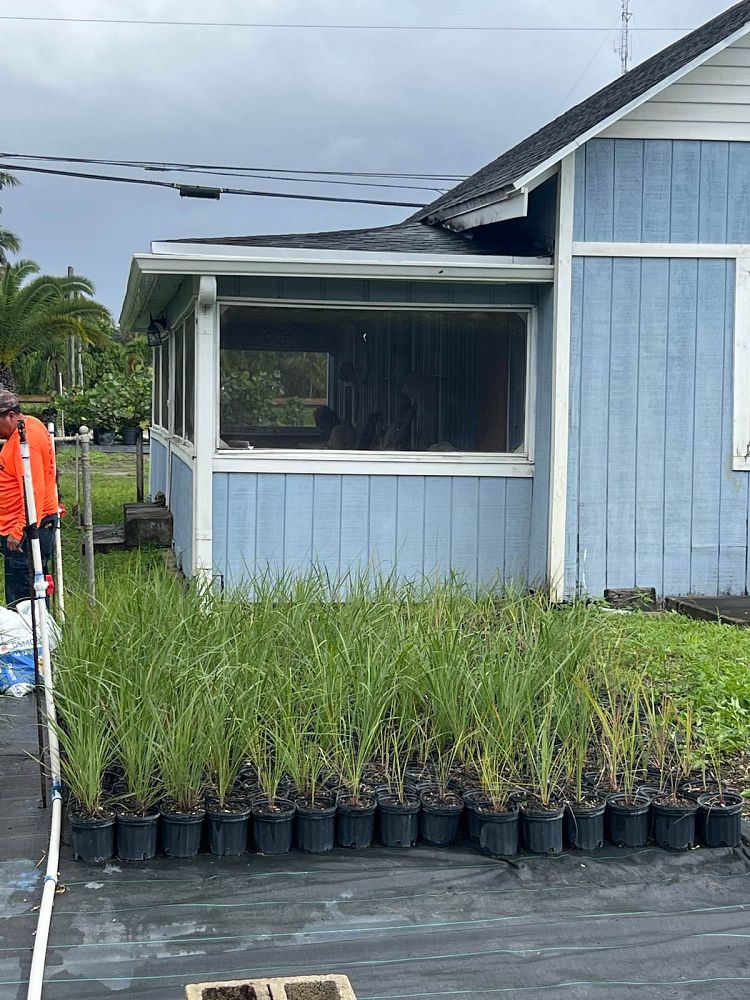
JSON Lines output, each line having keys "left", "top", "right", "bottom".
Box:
{"left": 411, "top": 0, "right": 750, "bottom": 223}
{"left": 167, "top": 221, "right": 512, "bottom": 255}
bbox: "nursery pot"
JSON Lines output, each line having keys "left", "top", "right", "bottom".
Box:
{"left": 93, "top": 426, "right": 115, "bottom": 446}
{"left": 295, "top": 797, "right": 337, "bottom": 854}
{"left": 207, "top": 803, "right": 251, "bottom": 857}
{"left": 521, "top": 803, "right": 565, "bottom": 855}
{"left": 116, "top": 808, "right": 158, "bottom": 861}
{"left": 463, "top": 788, "right": 486, "bottom": 842}
{"left": 337, "top": 795, "right": 377, "bottom": 849}
{"left": 419, "top": 792, "right": 463, "bottom": 847}
{"left": 121, "top": 426, "right": 140, "bottom": 446}
{"left": 70, "top": 810, "right": 115, "bottom": 863}
{"left": 697, "top": 792, "right": 744, "bottom": 848}
{"left": 652, "top": 798, "right": 698, "bottom": 851}
{"left": 251, "top": 798, "right": 295, "bottom": 855}
{"left": 160, "top": 806, "right": 205, "bottom": 858}
{"left": 477, "top": 802, "right": 519, "bottom": 857}
{"left": 606, "top": 793, "right": 651, "bottom": 848}
{"left": 565, "top": 796, "right": 606, "bottom": 851}
{"left": 377, "top": 794, "right": 420, "bottom": 848}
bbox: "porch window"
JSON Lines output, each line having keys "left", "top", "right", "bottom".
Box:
{"left": 169, "top": 314, "right": 195, "bottom": 443}
{"left": 219, "top": 304, "right": 530, "bottom": 455}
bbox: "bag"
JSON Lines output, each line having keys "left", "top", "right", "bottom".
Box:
{"left": 0, "top": 602, "right": 60, "bottom": 697}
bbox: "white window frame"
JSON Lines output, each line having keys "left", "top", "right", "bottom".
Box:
{"left": 213, "top": 298, "right": 537, "bottom": 478}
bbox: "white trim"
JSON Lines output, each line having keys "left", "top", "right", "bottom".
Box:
{"left": 169, "top": 436, "right": 195, "bottom": 467}
{"left": 733, "top": 255, "right": 750, "bottom": 471}
{"left": 573, "top": 242, "right": 750, "bottom": 258}
{"left": 218, "top": 297, "right": 534, "bottom": 312}
{"left": 602, "top": 121, "right": 750, "bottom": 141}
{"left": 548, "top": 153, "right": 576, "bottom": 603}
{"left": 511, "top": 21, "right": 750, "bottom": 192}
{"left": 437, "top": 190, "right": 529, "bottom": 232}
{"left": 213, "top": 452, "right": 533, "bottom": 478}
{"left": 150, "top": 425, "right": 169, "bottom": 446}
{"left": 194, "top": 277, "right": 217, "bottom": 579}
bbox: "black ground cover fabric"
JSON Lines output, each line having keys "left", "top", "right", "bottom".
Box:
{"left": 4, "top": 696, "right": 750, "bottom": 999}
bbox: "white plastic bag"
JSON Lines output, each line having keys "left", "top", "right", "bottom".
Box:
{"left": 0, "top": 602, "right": 59, "bottom": 697}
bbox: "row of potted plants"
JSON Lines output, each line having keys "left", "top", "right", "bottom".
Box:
{"left": 54, "top": 571, "right": 745, "bottom": 865}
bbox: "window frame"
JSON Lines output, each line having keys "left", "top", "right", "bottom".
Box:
{"left": 213, "top": 298, "right": 537, "bottom": 478}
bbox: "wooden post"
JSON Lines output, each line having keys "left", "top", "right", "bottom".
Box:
{"left": 79, "top": 425, "right": 96, "bottom": 604}
{"left": 135, "top": 429, "right": 144, "bottom": 503}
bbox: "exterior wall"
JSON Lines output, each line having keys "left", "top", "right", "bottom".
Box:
{"left": 567, "top": 138, "right": 750, "bottom": 597}
{"left": 170, "top": 451, "right": 194, "bottom": 575}
{"left": 149, "top": 435, "right": 168, "bottom": 499}
{"left": 603, "top": 35, "right": 750, "bottom": 142}
{"left": 211, "top": 278, "right": 553, "bottom": 592}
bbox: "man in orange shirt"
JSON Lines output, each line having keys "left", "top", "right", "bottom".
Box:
{"left": 0, "top": 388, "right": 58, "bottom": 605}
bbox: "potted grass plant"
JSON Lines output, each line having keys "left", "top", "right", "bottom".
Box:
{"left": 205, "top": 681, "right": 250, "bottom": 857}
{"left": 473, "top": 742, "right": 519, "bottom": 857}
{"left": 249, "top": 723, "right": 296, "bottom": 855}
{"left": 54, "top": 674, "right": 116, "bottom": 863}
{"left": 113, "top": 695, "right": 162, "bottom": 861}
{"left": 157, "top": 690, "right": 207, "bottom": 858}
{"left": 376, "top": 725, "right": 421, "bottom": 848}
{"left": 519, "top": 700, "right": 567, "bottom": 854}
{"left": 562, "top": 679, "right": 605, "bottom": 851}
{"left": 650, "top": 705, "right": 700, "bottom": 851}
{"left": 418, "top": 730, "right": 466, "bottom": 848}
{"left": 696, "top": 742, "right": 743, "bottom": 848}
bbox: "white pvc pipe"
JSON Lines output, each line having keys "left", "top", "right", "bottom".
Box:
{"left": 18, "top": 421, "right": 62, "bottom": 1000}
{"left": 47, "top": 423, "right": 65, "bottom": 624}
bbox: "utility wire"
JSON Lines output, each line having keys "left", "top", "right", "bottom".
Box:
{"left": 0, "top": 161, "right": 426, "bottom": 207}
{"left": 0, "top": 15, "right": 692, "bottom": 31}
{"left": 0, "top": 153, "right": 465, "bottom": 182}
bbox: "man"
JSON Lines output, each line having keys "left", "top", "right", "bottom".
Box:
{"left": 0, "top": 388, "right": 58, "bottom": 606}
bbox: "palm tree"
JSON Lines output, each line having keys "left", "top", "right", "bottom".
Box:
{"left": 0, "top": 260, "right": 111, "bottom": 389}
{"left": 0, "top": 171, "right": 20, "bottom": 266}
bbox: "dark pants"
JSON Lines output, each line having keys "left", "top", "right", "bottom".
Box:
{"left": 1, "top": 515, "right": 58, "bottom": 607}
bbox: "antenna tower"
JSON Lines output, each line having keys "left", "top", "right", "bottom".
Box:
{"left": 618, "top": 0, "right": 632, "bottom": 75}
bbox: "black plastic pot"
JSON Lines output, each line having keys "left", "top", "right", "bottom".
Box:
{"left": 116, "top": 809, "right": 158, "bottom": 861}
{"left": 377, "top": 795, "right": 420, "bottom": 847}
{"left": 697, "top": 792, "right": 744, "bottom": 848}
{"left": 652, "top": 799, "right": 698, "bottom": 850}
{"left": 521, "top": 804, "right": 564, "bottom": 854}
{"left": 565, "top": 797, "right": 606, "bottom": 851}
{"left": 463, "top": 789, "right": 486, "bottom": 842}
{"left": 251, "top": 798, "right": 295, "bottom": 855}
{"left": 160, "top": 808, "right": 205, "bottom": 858}
{"left": 70, "top": 811, "right": 115, "bottom": 862}
{"left": 477, "top": 803, "right": 519, "bottom": 857}
{"left": 207, "top": 805, "right": 250, "bottom": 856}
{"left": 337, "top": 795, "right": 377, "bottom": 848}
{"left": 606, "top": 793, "right": 651, "bottom": 847}
{"left": 121, "top": 426, "right": 140, "bottom": 446}
{"left": 295, "top": 799, "right": 337, "bottom": 853}
{"left": 419, "top": 793, "right": 463, "bottom": 847}
{"left": 93, "top": 427, "right": 115, "bottom": 446}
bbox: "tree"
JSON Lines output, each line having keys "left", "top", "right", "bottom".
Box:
{"left": 0, "top": 171, "right": 20, "bottom": 266}
{"left": 0, "top": 260, "right": 111, "bottom": 389}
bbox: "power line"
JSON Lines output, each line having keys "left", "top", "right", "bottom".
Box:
{"left": 0, "top": 153, "right": 463, "bottom": 189}
{"left": 0, "top": 160, "right": 426, "bottom": 207}
{"left": 0, "top": 15, "right": 692, "bottom": 31}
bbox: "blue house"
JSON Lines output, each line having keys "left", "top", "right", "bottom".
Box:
{"left": 121, "top": 0, "right": 750, "bottom": 600}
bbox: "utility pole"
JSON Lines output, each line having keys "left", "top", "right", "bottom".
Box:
{"left": 66, "top": 265, "right": 77, "bottom": 388}
{"left": 618, "top": 0, "right": 633, "bottom": 75}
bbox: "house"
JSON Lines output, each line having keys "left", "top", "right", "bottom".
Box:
{"left": 120, "top": 0, "right": 750, "bottom": 600}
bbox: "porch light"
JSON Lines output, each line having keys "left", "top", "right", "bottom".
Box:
{"left": 146, "top": 315, "right": 171, "bottom": 347}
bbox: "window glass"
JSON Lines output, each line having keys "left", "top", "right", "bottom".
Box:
{"left": 218, "top": 305, "right": 528, "bottom": 454}
{"left": 174, "top": 322, "right": 184, "bottom": 438}
{"left": 159, "top": 343, "right": 168, "bottom": 428}
{"left": 184, "top": 313, "right": 195, "bottom": 442}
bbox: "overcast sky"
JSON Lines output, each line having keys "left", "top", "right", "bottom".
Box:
{"left": 1, "top": 0, "right": 735, "bottom": 316}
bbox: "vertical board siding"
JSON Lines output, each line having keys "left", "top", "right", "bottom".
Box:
{"left": 212, "top": 472, "right": 533, "bottom": 590}
{"left": 149, "top": 437, "right": 167, "bottom": 499}
{"left": 568, "top": 257, "right": 747, "bottom": 596}
{"left": 169, "top": 452, "right": 193, "bottom": 576}
{"left": 575, "top": 139, "right": 750, "bottom": 242}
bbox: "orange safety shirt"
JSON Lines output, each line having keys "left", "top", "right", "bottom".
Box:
{"left": 0, "top": 415, "right": 58, "bottom": 540}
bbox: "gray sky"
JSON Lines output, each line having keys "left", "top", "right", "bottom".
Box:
{"left": 1, "top": 0, "right": 734, "bottom": 316}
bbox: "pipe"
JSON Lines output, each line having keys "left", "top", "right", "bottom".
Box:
{"left": 79, "top": 426, "right": 95, "bottom": 604}
{"left": 47, "top": 423, "right": 65, "bottom": 624}
{"left": 17, "top": 420, "right": 62, "bottom": 1000}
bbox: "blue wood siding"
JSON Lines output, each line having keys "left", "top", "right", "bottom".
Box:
{"left": 149, "top": 437, "right": 167, "bottom": 499}
{"left": 574, "top": 140, "right": 750, "bottom": 243}
{"left": 566, "top": 256, "right": 747, "bottom": 597}
{"left": 170, "top": 452, "right": 193, "bottom": 576}
{"left": 212, "top": 473, "right": 540, "bottom": 591}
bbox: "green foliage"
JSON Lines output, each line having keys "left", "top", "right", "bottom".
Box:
{"left": 56, "top": 362, "right": 152, "bottom": 430}
{"left": 220, "top": 350, "right": 322, "bottom": 427}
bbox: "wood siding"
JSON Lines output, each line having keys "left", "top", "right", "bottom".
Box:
{"left": 170, "top": 452, "right": 193, "bottom": 575}
{"left": 566, "top": 255, "right": 747, "bottom": 597}
{"left": 211, "top": 280, "right": 553, "bottom": 591}
{"left": 150, "top": 436, "right": 167, "bottom": 499}
{"left": 603, "top": 36, "right": 750, "bottom": 141}
{"left": 574, "top": 138, "right": 750, "bottom": 244}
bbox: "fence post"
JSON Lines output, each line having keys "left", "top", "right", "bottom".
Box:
{"left": 135, "top": 429, "right": 144, "bottom": 503}
{"left": 79, "top": 425, "right": 96, "bottom": 604}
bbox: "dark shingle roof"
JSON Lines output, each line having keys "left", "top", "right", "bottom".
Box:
{"left": 411, "top": 0, "right": 750, "bottom": 223}
{"left": 168, "top": 221, "right": 519, "bottom": 255}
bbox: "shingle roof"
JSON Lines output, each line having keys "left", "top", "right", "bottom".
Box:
{"left": 168, "top": 221, "right": 520, "bottom": 255}
{"left": 411, "top": 0, "right": 750, "bottom": 223}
